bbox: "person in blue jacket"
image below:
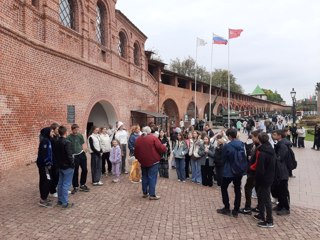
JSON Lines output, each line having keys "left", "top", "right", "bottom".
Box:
{"left": 217, "top": 128, "right": 246, "bottom": 217}
{"left": 37, "top": 127, "right": 54, "bottom": 207}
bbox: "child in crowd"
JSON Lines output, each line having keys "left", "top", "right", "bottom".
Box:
{"left": 109, "top": 139, "right": 121, "bottom": 183}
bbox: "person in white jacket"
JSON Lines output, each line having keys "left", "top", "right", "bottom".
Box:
{"left": 296, "top": 126, "right": 306, "bottom": 148}
{"left": 115, "top": 121, "right": 128, "bottom": 173}
{"left": 100, "top": 127, "right": 112, "bottom": 175}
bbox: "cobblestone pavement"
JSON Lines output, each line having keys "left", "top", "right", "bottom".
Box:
{"left": 1, "top": 141, "right": 320, "bottom": 240}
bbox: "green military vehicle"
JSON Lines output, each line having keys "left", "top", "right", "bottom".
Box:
{"left": 213, "top": 110, "right": 244, "bottom": 128}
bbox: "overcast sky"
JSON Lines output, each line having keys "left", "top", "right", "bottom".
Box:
{"left": 116, "top": 0, "right": 320, "bottom": 104}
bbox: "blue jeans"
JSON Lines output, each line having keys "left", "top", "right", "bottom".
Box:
{"left": 58, "top": 168, "right": 74, "bottom": 206}
{"left": 141, "top": 163, "right": 159, "bottom": 196}
{"left": 175, "top": 158, "right": 185, "bottom": 181}
{"left": 191, "top": 159, "right": 202, "bottom": 183}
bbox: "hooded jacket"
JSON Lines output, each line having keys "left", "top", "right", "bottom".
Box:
{"left": 221, "top": 139, "right": 245, "bottom": 178}
{"left": 255, "top": 142, "right": 276, "bottom": 187}
{"left": 274, "top": 138, "right": 291, "bottom": 181}
{"left": 36, "top": 127, "right": 53, "bottom": 167}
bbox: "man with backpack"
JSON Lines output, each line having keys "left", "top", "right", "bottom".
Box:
{"left": 271, "top": 130, "right": 292, "bottom": 216}
{"left": 217, "top": 128, "right": 247, "bottom": 217}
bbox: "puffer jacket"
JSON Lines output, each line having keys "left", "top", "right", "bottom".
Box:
{"left": 198, "top": 143, "right": 215, "bottom": 166}
{"left": 274, "top": 138, "right": 290, "bottom": 181}
{"left": 173, "top": 140, "right": 188, "bottom": 159}
{"left": 189, "top": 138, "right": 202, "bottom": 159}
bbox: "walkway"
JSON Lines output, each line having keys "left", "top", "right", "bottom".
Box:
{"left": 0, "top": 140, "right": 320, "bottom": 240}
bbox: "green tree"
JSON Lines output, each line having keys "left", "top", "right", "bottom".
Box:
{"left": 169, "top": 57, "right": 243, "bottom": 93}
{"left": 211, "top": 69, "right": 244, "bottom": 93}
{"left": 262, "top": 89, "right": 284, "bottom": 103}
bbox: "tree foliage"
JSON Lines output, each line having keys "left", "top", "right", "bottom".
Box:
{"left": 169, "top": 56, "right": 244, "bottom": 93}
{"left": 262, "top": 89, "right": 284, "bottom": 103}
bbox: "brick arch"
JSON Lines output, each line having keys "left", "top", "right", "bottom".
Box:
{"left": 216, "top": 103, "right": 223, "bottom": 115}
{"left": 203, "top": 102, "right": 214, "bottom": 121}
{"left": 161, "top": 98, "right": 180, "bottom": 128}
{"left": 84, "top": 96, "right": 119, "bottom": 136}
{"left": 186, "top": 101, "right": 199, "bottom": 120}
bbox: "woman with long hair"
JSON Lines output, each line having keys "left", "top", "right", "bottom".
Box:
{"left": 158, "top": 129, "right": 171, "bottom": 178}
{"left": 188, "top": 130, "right": 202, "bottom": 184}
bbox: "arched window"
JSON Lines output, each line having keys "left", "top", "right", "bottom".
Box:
{"left": 133, "top": 42, "right": 141, "bottom": 66}
{"left": 118, "top": 31, "right": 127, "bottom": 58}
{"left": 96, "top": 2, "right": 106, "bottom": 45}
{"left": 59, "top": 0, "right": 75, "bottom": 30}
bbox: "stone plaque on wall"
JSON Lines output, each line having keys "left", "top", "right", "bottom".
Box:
{"left": 67, "top": 105, "right": 75, "bottom": 123}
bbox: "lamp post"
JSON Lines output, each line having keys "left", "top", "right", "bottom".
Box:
{"left": 290, "top": 88, "right": 296, "bottom": 124}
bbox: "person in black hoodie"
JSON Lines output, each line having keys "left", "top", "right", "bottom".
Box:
{"left": 290, "top": 123, "right": 298, "bottom": 147}
{"left": 37, "top": 127, "right": 54, "bottom": 207}
{"left": 158, "top": 129, "right": 171, "bottom": 178}
{"left": 56, "top": 126, "right": 75, "bottom": 208}
{"left": 239, "top": 130, "right": 261, "bottom": 215}
{"left": 255, "top": 133, "right": 276, "bottom": 228}
{"left": 272, "top": 130, "right": 290, "bottom": 216}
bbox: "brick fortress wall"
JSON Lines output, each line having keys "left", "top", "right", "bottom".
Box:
{"left": 0, "top": 0, "right": 157, "bottom": 170}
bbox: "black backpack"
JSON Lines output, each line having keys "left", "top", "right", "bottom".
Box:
{"left": 286, "top": 146, "right": 297, "bottom": 171}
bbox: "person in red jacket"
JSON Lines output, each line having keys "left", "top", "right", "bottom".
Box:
{"left": 134, "top": 126, "right": 167, "bottom": 200}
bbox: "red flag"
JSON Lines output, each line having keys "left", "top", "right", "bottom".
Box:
{"left": 229, "top": 29, "right": 243, "bottom": 39}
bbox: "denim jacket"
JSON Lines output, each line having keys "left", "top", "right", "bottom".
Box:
{"left": 173, "top": 140, "right": 188, "bottom": 159}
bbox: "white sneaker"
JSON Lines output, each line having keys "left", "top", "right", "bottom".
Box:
{"left": 97, "top": 181, "right": 103, "bottom": 186}
{"left": 112, "top": 179, "right": 119, "bottom": 183}
{"left": 50, "top": 193, "right": 58, "bottom": 198}
{"left": 68, "top": 190, "right": 71, "bottom": 195}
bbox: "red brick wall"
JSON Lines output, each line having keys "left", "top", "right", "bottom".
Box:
{"left": 0, "top": 0, "right": 157, "bottom": 170}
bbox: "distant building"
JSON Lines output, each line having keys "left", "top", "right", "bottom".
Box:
{"left": 251, "top": 85, "right": 267, "bottom": 100}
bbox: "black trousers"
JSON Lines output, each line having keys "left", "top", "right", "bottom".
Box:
{"left": 159, "top": 159, "right": 169, "bottom": 178}
{"left": 201, "top": 165, "right": 213, "bottom": 187}
{"left": 72, "top": 152, "right": 88, "bottom": 188}
{"left": 121, "top": 144, "right": 127, "bottom": 173}
{"left": 244, "top": 174, "right": 255, "bottom": 209}
{"left": 257, "top": 185, "right": 273, "bottom": 223}
{"left": 185, "top": 154, "right": 190, "bottom": 178}
{"left": 38, "top": 166, "right": 51, "bottom": 200}
{"left": 49, "top": 164, "right": 59, "bottom": 194}
{"left": 298, "top": 137, "right": 305, "bottom": 148}
{"left": 101, "top": 152, "right": 111, "bottom": 174}
{"left": 221, "top": 176, "right": 242, "bottom": 211}
{"left": 277, "top": 180, "right": 290, "bottom": 210}
{"left": 292, "top": 135, "right": 298, "bottom": 147}
{"left": 215, "top": 166, "right": 224, "bottom": 186}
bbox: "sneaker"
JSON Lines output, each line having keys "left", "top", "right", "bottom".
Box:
{"left": 277, "top": 209, "right": 290, "bottom": 216}
{"left": 257, "top": 221, "right": 274, "bottom": 228}
{"left": 61, "top": 203, "right": 74, "bottom": 209}
{"left": 50, "top": 192, "right": 58, "bottom": 198}
{"left": 79, "top": 185, "right": 90, "bottom": 192}
{"left": 71, "top": 187, "right": 78, "bottom": 194}
{"left": 97, "top": 181, "right": 103, "bottom": 186}
{"left": 182, "top": 180, "right": 186, "bottom": 183}
{"left": 253, "top": 214, "right": 264, "bottom": 221}
{"left": 68, "top": 190, "right": 71, "bottom": 194}
{"left": 142, "top": 193, "right": 149, "bottom": 198}
{"left": 112, "top": 179, "right": 119, "bottom": 183}
{"left": 239, "top": 207, "right": 252, "bottom": 215}
{"left": 149, "top": 195, "right": 161, "bottom": 200}
{"left": 252, "top": 207, "right": 259, "bottom": 213}
{"left": 232, "top": 210, "right": 238, "bottom": 218}
{"left": 39, "top": 199, "right": 52, "bottom": 208}
{"left": 124, "top": 171, "right": 129, "bottom": 174}
{"left": 92, "top": 182, "right": 99, "bottom": 186}
{"left": 178, "top": 179, "right": 181, "bottom": 182}
{"left": 216, "top": 208, "right": 231, "bottom": 216}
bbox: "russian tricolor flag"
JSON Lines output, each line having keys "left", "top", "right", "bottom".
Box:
{"left": 212, "top": 34, "right": 228, "bottom": 45}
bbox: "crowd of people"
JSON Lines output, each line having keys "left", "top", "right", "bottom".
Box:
{"left": 36, "top": 117, "right": 299, "bottom": 228}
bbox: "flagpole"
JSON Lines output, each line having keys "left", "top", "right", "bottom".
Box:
{"left": 209, "top": 36, "right": 214, "bottom": 123}
{"left": 195, "top": 38, "right": 198, "bottom": 120}
{"left": 227, "top": 30, "right": 231, "bottom": 128}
